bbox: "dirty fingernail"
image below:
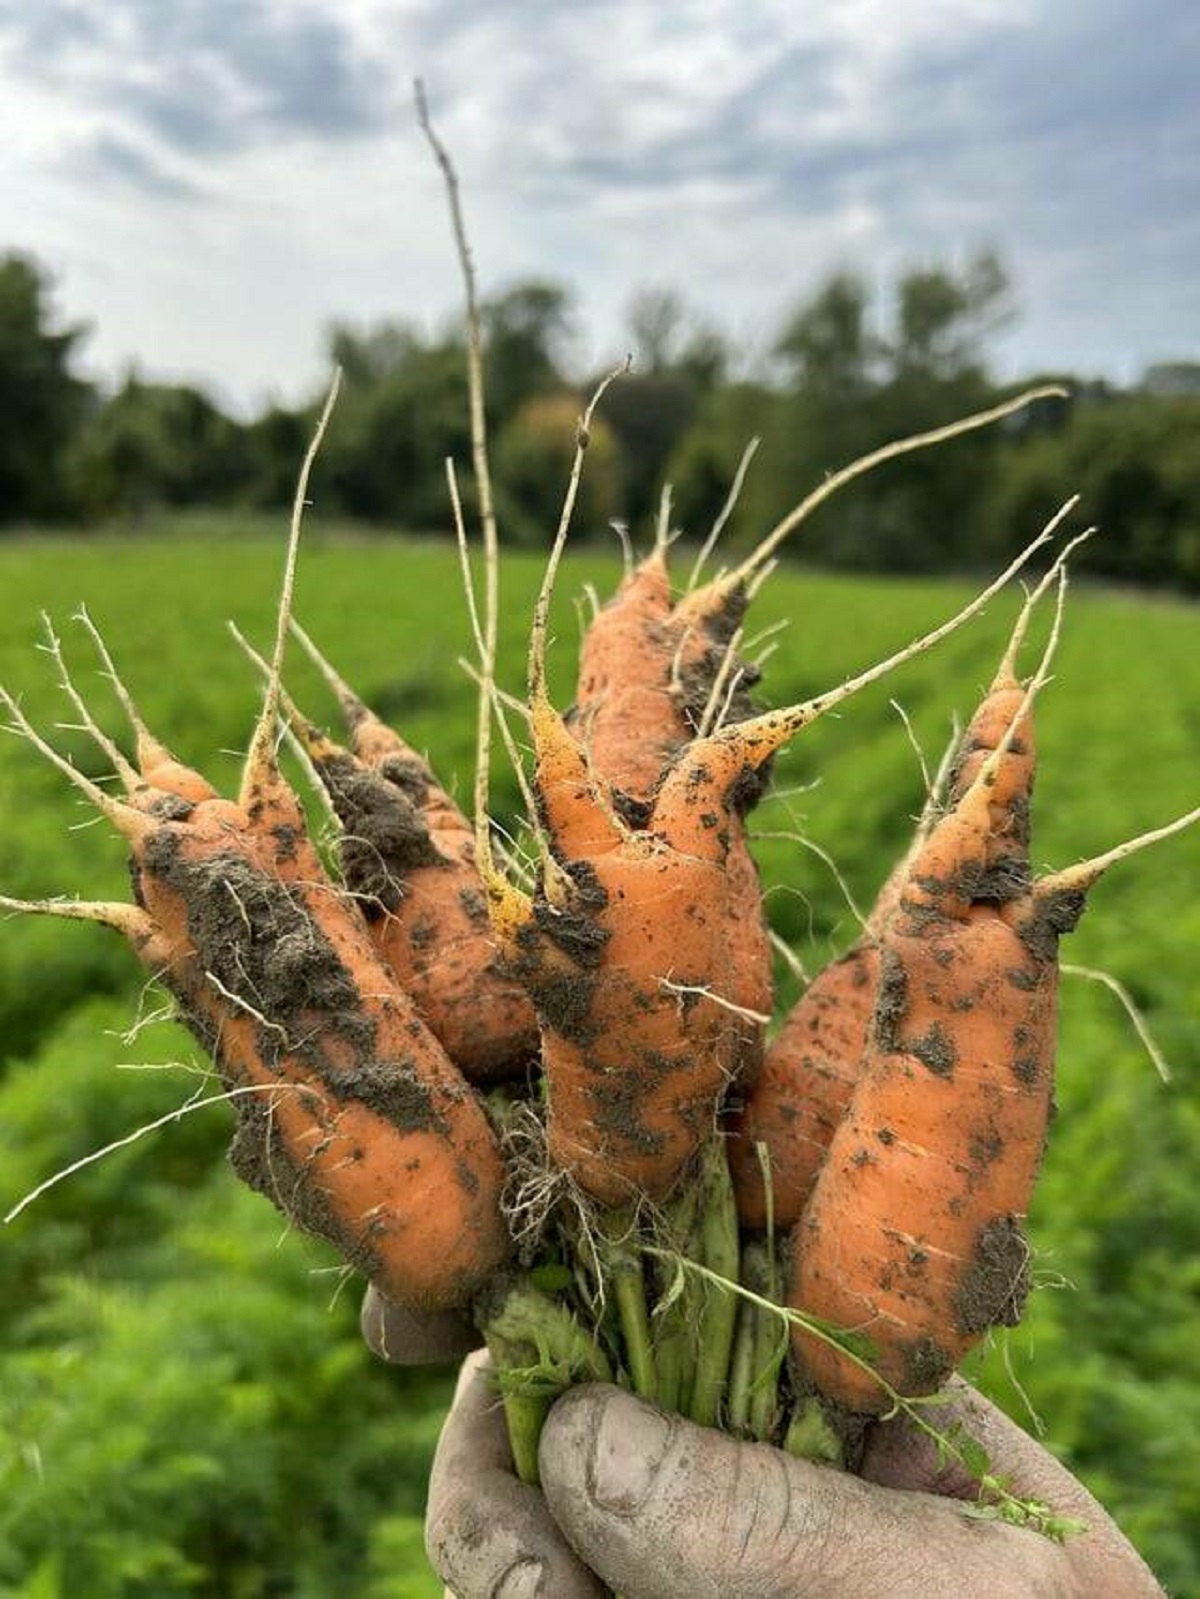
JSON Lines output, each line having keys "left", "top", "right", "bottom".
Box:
{"left": 589, "top": 1391, "right": 672, "bottom": 1516}
{"left": 492, "top": 1557, "right": 544, "bottom": 1598}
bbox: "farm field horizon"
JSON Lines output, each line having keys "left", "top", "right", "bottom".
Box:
{"left": 1, "top": 522, "right": 1197, "bottom": 1594}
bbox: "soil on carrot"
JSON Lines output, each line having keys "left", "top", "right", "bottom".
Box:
{"left": 226, "top": 1092, "right": 384, "bottom": 1279}
{"left": 909, "top": 1021, "right": 958, "bottom": 1078}
{"left": 1018, "top": 887, "right": 1089, "bottom": 963}
{"left": 901, "top": 1335, "right": 955, "bottom": 1393}
{"left": 138, "top": 829, "right": 448, "bottom": 1136}
{"left": 953, "top": 1214, "right": 1031, "bottom": 1335}
{"left": 315, "top": 753, "right": 447, "bottom": 911}
{"left": 874, "top": 948, "right": 909, "bottom": 1050}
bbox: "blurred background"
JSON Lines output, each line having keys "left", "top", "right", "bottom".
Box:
{"left": 1, "top": 2, "right": 1197, "bottom": 1594}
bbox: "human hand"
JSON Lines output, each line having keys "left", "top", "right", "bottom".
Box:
{"left": 417, "top": 1351, "right": 1163, "bottom": 1599}
{"left": 360, "top": 1281, "right": 478, "bottom": 1367}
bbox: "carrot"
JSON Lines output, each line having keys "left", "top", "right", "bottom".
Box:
{"left": 233, "top": 622, "right": 537, "bottom": 1083}
{"left": 787, "top": 567, "right": 1200, "bottom": 1412}
{"left": 729, "top": 518, "right": 1087, "bottom": 1229}
{"left": 730, "top": 941, "right": 882, "bottom": 1231}
{"left": 0, "top": 377, "right": 510, "bottom": 1311}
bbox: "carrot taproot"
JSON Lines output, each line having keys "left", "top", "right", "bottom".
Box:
{"left": 74, "top": 604, "right": 220, "bottom": 807}
{"left": 787, "top": 569, "right": 1199, "bottom": 1412}
{"left": 232, "top": 623, "right": 537, "bottom": 1083}
{"left": 0, "top": 377, "right": 510, "bottom": 1311}
{"left": 729, "top": 520, "right": 1088, "bottom": 1230}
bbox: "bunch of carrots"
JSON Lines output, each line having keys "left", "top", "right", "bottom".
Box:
{"left": 4, "top": 92, "right": 1197, "bottom": 1537}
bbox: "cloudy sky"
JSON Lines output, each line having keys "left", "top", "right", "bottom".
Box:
{"left": 2, "top": 0, "right": 1196, "bottom": 410}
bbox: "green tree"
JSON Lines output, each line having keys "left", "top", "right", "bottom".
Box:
{"left": 0, "top": 254, "right": 91, "bottom": 524}
{"left": 68, "top": 374, "right": 249, "bottom": 522}
{"left": 494, "top": 391, "right": 621, "bottom": 544}
{"left": 481, "top": 281, "right": 574, "bottom": 418}
{"left": 986, "top": 394, "right": 1200, "bottom": 589}
{"left": 890, "top": 249, "right": 1013, "bottom": 383}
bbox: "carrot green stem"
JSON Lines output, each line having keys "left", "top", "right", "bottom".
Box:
{"left": 613, "top": 1258, "right": 657, "bottom": 1400}
{"left": 481, "top": 1277, "right": 614, "bottom": 1483}
{"left": 688, "top": 1141, "right": 740, "bottom": 1428}
{"left": 485, "top": 1331, "right": 549, "bottom": 1485}
{"left": 739, "top": 1241, "right": 785, "bottom": 1443}
{"left": 726, "top": 1297, "right": 757, "bottom": 1435}
{"left": 653, "top": 1182, "right": 701, "bottom": 1415}
{"left": 784, "top": 1397, "right": 844, "bottom": 1468}
{"left": 599, "top": 1208, "right": 657, "bottom": 1399}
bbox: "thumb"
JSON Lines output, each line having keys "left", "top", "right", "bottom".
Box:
{"left": 538, "top": 1386, "right": 1071, "bottom": 1599}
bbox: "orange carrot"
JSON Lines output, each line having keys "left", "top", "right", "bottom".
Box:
{"left": 730, "top": 525, "right": 1087, "bottom": 1230}
{"left": 234, "top": 623, "right": 537, "bottom": 1083}
{"left": 729, "top": 941, "right": 880, "bottom": 1230}
{"left": 787, "top": 569, "right": 1199, "bottom": 1411}
{"left": 0, "top": 380, "right": 510, "bottom": 1310}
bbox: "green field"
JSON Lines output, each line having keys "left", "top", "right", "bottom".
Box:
{"left": 1, "top": 524, "right": 1198, "bottom": 1594}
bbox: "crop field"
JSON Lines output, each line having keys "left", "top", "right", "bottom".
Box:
{"left": 0, "top": 523, "right": 1197, "bottom": 1594}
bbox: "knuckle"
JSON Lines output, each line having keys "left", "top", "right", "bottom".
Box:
{"left": 424, "top": 1485, "right": 484, "bottom": 1578}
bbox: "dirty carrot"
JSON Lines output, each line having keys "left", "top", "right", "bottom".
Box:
{"left": 234, "top": 622, "right": 537, "bottom": 1083}
{"left": 0, "top": 377, "right": 510, "bottom": 1311}
{"left": 730, "top": 516, "right": 1087, "bottom": 1230}
{"left": 788, "top": 566, "right": 1199, "bottom": 1413}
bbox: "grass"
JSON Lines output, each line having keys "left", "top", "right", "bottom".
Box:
{"left": 0, "top": 520, "right": 1197, "bottom": 1593}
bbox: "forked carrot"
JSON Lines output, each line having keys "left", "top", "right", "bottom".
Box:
{"left": 787, "top": 568, "right": 1199, "bottom": 1410}
{"left": 0, "top": 376, "right": 509, "bottom": 1309}
{"left": 730, "top": 520, "right": 1089, "bottom": 1229}
{"left": 233, "top": 622, "right": 537, "bottom": 1083}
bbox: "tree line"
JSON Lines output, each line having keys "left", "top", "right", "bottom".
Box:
{"left": 3, "top": 249, "right": 1198, "bottom": 588}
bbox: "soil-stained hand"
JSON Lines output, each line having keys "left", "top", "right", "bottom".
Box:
{"left": 361, "top": 1282, "right": 478, "bottom": 1367}
{"left": 425, "top": 1354, "right": 1164, "bottom": 1599}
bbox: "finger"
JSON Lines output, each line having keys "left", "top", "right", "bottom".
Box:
{"left": 539, "top": 1385, "right": 1086, "bottom": 1599}
{"left": 426, "top": 1352, "right": 606, "bottom": 1599}
{"left": 360, "top": 1282, "right": 478, "bottom": 1366}
{"left": 862, "top": 1379, "right": 1163, "bottom": 1595}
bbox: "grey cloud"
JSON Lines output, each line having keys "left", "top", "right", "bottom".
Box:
{"left": 66, "top": 133, "right": 205, "bottom": 201}
{"left": 2, "top": 0, "right": 1195, "bottom": 389}
{"left": 0, "top": 0, "right": 395, "bottom": 154}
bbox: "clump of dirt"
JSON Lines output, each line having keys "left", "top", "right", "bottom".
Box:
{"left": 1011, "top": 1051, "right": 1041, "bottom": 1088}
{"left": 908, "top": 1021, "right": 957, "bottom": 1078}
{"left": 974, "top": 855, "right": 1033, "bottom": 905}
{"left": 901, "top": 1335, "right": 954, "bottom": 1393}
{"left": 228, "top": 1093, "right": 383, "bottom": 1284}
{"left": 377, "top": 754, "right": 433, "bottom": 804}
{"left": 141, "top": 830, "right": 444, "bottom": 1139}
{"left": 874, "top": 948, "right": 909, "bottom": 1051}
{"left": 530, "top": 864, "right": 610, "bottom": 969}
{"left": 611, "top": 790, "right": 653, "bottom": 829}
{"left": 953, "top": 1214, "right": 1030, "bottom": 1335}
{"left": 1018, "top": 886, "right": 1089, "bottom": 963}
{"left": 509, "top": 922, "right": 598, "bottom": 1044}
{"left": 149, "top": 794, "right": 195, "bottom": 822}
{"left": 458, "top": 885, "right": 488, "bottom": 926}
{"left": 591, "top": 1067, "right": 669, "bottom": 1157}
{"left": 315, "top": 754, "right": 445, "bottom": 912}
